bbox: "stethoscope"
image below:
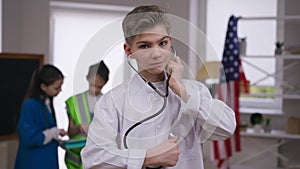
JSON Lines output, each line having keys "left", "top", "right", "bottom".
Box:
{"left": 124, "top": 46, "right": 176, "bottom": 169}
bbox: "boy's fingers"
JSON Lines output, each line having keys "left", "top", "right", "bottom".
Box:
{"left": 168, "top": 136, "right": 179, "bottom": 143}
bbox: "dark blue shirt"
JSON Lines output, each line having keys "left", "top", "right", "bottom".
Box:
{"left": 14, "top": 98, "right": 59, "bottom": 169}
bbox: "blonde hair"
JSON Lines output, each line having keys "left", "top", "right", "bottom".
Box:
{"left": 122, "top": 5, "right": 171, "bottom": 45}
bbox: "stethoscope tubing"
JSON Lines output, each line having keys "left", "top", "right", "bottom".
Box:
{"left": 123, "top": 96, "right": 167, "bottom": 149}
{"left": 124, "top": 47, "right": 176, "bottom": 169}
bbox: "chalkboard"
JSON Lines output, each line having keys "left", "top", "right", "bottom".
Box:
{"left": 0, "top": 53, "right": 44, "bottom": 135}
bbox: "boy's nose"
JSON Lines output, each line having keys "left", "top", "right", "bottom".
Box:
{"left": 150, "top": 48, "right": 162, "bottom": 59}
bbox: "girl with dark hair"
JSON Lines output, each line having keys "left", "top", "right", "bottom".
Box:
{"left": 14, "top": 64, "right": 67, "bottom": 169}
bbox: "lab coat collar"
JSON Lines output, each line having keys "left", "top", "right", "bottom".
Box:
{"left": 130, "top": 73, "right": 167, "bottom": 94}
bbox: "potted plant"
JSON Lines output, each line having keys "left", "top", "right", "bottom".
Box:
{"left": 275, "top": 41, "right": 284, "bottom": 55}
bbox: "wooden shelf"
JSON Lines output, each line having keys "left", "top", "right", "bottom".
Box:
{"left": 240, "top": 15, "right": 300, "bottom": 21}
{"left": 239, "top": 107, "right": 283, "bottom": 115}
{"left": 240, "top": 54, "right": 300, "bottom": 59}
{"left": 276, "top": 54, "right": 300, "bottom": 59}
{"left": 240, "top": 55, "right": 275, "bottom": 58}
{"left": 240, "top": 93, "right": 281, "bottom": 98}
{"left": 283, "top": 94, "right": 300, "bottom": 99}
{"left": 241, "top": 128, "right": 300, "bottom": 140}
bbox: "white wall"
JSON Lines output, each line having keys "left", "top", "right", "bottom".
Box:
{"left": 2, "top": 0, "right": 210, "bottom": 81}
{"left": 0, "top": 0, "right": 2, "bottom": 52}
{"left": 2, "top": 0, "right": 192, "bottom": 62}
{"left": 3, "top": 0, "right": 49, "bottom": 59}
{"left": 2, "top": 0, "right": 22, "bottom": 53}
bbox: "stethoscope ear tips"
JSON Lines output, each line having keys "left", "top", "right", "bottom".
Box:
{"left": 127, "top": 54, "right": 134, "bottom": 59}
{"left": 171, "top": 46, "right": 177, "bottom": 58}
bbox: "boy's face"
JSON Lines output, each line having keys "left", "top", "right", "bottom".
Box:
{"left": 124, "top": 26, "right": 172, "bottom": 76}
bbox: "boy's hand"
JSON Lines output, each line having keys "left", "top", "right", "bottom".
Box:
{"left": 167, "top": 57, "right": 188, "bottom": 102}
{"left": 143, "top": 136, "right": 180, "bottom": 167}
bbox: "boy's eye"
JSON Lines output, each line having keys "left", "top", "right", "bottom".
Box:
{"left": 139, "top": 44, "right": 149, "bottom": 49}
{"left": 160, "top": 41, "right": 168, "bottom": 47}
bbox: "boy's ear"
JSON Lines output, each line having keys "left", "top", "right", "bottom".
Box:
{"left": 124, "top": 43, "right": 132, "bottom": 56}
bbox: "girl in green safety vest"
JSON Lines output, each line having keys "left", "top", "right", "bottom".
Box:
{"left": 65, "top": 61, "right": 109, "bottom": 169}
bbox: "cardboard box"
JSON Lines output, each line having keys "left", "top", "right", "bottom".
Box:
{"left": 285, "top": 117, "right": 300, "bottom": 134}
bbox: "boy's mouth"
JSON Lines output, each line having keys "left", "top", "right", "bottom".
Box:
{"left": 150, "top": 62, "right": 164, "bottom": 68}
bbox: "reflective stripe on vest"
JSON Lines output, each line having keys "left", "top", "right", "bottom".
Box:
{"left": 75, "top": 93, "right": 89, "bottom": 124}
{"left": 65, "top": 149, "right": 82, "bottom": 168}
{"left": 66, "top": 151, "right": 81, "bottom": 164}
{"left": 66, "top": 92, "right": 91, "bottom": 126}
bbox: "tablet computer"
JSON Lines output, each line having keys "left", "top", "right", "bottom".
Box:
{"left": 60, "top": 139, "right": 86, "bottom": 149}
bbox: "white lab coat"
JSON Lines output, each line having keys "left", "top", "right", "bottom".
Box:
{"left": 81, "top": 74, "right": 236, "bottom": 169}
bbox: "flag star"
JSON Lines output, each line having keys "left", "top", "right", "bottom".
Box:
{"left": 234, "top": 73, "right": 239, "bottom": 78}
{"left": 229, "top": 55, "right": 234, "bottom": 61}
{"left": 229, "top": 44, "right": 234, "bottom": 49}
{"left": 233, "top": 49, "right": 238, "bottom": 55}
{"left": 233, "top": 37, "right": 238, "bottom": 43}
{"left": 234, "top": 61, "right": 239, "bottom": 66}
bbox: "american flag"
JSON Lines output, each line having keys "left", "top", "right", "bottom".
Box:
{"left": 210, "top": 15, "right": 248, "bottom": 169}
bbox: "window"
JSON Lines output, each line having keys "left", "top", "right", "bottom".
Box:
{"left": 206, "top": 0, "right": 281, "bottom": 114}
{"left": 50, "top": 2, "right": 131, "bottom": 168}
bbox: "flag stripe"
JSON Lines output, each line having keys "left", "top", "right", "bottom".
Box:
{"left": 234, "top": 80, "right": 241, "bottom": 151}
{"left": 213, "top": 140, "right": 220, "bottom": 159}
{"left": 219, "top": 141, "right": 227, "bottom": 158}
{"left": 225, "top": 138, "right": 232, "bottom": 157}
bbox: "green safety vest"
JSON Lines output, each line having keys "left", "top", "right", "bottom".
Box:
{"left": 65, "top": 92, "right": 91, "bottom": 169}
